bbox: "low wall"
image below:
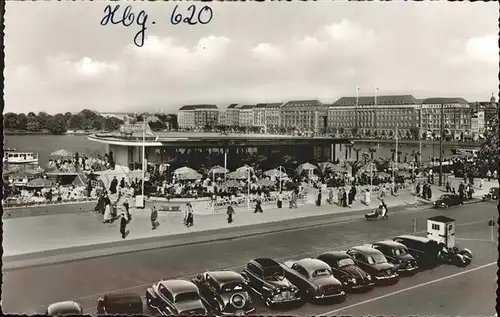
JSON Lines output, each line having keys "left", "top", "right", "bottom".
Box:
{"left": 3, "top": 201, "right": 97, "bottom": 219}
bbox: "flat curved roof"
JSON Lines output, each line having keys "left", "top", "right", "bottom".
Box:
{"left": 87, "top": 131, "right": 352, "bottom": 146}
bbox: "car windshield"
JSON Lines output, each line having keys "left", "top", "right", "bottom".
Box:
{"left": 367, "top": 254, "right": 387, "bottom": 265}
{"left": 311, "top": 268, "right": 332, "bottom": 278}
{"left": 440, "top": 195, "right": 449, "bottom": 200}
{"left": 221, "top": 282, "right": 245, "bottom": 293}
{"left": 337, "top": 258, "right": 355, "bottom": 267}
{"left": 263, "top": 267, "right": 285, "bottom": 281}
{"left": 174, "top": 292, "right": 200, "bottom": 303}
{"left": 394, "top": 248, "right": 408, "bottom": 256}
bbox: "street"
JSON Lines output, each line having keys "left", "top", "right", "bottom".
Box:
{"left": 2, "top": 200, "right": 497, "bottom": 316}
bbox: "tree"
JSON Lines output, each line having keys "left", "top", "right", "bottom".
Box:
{"left": 4, "top": 112, "right": 18, "bottom": 129}
{"left": 47, "top": 114, "right": 67, "bottom": 134}
{"left": 478, "top": 112, "right": 499, "bottom": 164}
{"left": 68, "top": 115, "right": 84, "bottom": 130}
{"left": 410, "top": 127, "right": 420, "bottom": 140}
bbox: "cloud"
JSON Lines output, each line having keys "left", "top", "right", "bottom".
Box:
{"left": 447, "top": 34, "right": 499, "bottom": 66}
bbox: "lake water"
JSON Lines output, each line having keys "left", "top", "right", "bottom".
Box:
{"left": 4, "top": 135, "right": 478, "bottom": 168}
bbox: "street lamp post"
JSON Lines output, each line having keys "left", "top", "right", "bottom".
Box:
{"left": 247, "top": 169, "right": 251, "bottom": 210}
{"left": 277, "top": 166, "right": 286, "bottom": 192}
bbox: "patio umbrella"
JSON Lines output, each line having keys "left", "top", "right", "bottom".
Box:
{"left": 26, "top": 178, "right": 53, "bottom": 188}
{"left": 227, "top": 170, "right": 248, "bottom": 180}
{"left": 209, "top": 165, "right": 229, "bottom": 175}
{"left": 398, "top": 171, "right": 412, "bottom": 178}
{"left": 236, "top": 165, "right": 253, "bottom": 173}
{"left": 257, "top": 178, "right": 275, "bottom": 187}
{"left": 298, "top": 162, "right": 317, "bottom": 171}
{"left": 222, "top": 179, "right": 240, "bottom": 188}
{"left": 176, "top": 171, "right": 203, "bottom": 181}
{"left": 358, "top": 162, "right": 377, "bottom": 174}
{"left": 51, "top": 149, "right": 74, "bottom": 157}
{"left": 264, "top": 169, "right": 287, "bottom": 178}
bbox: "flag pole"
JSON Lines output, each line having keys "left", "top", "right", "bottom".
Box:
{"left": 141, "top": 118, "right": 146, "bottom": 203}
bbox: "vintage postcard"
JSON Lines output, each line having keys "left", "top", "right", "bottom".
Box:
{"left": 2, "top": 1, "right": 498, "bottom": 316}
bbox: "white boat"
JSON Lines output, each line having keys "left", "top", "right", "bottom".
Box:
{"left": 4, "top": 149, "right": 39, "bottom": 164}
{"left": 452, "top": 148, "right": 479, "bottom": 158}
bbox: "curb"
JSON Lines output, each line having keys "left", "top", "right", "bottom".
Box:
{"left": 3, "top": 198, "right": 485, "bottom": 270}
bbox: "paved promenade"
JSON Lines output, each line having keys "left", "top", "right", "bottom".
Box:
{"left": 3, "top": 178, "right": 494, "bottom": 257}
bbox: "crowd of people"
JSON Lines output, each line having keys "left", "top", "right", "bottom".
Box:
{"left": 47, "top": 152, "right": 113, "bottom": 173}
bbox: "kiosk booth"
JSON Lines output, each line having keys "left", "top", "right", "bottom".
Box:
{"left": 427, "top": 215, "right": 455, "bottom": 248}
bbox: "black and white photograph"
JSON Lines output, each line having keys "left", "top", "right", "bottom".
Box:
{"left": 2, "top": 1, "right": 499, "bottom": 316}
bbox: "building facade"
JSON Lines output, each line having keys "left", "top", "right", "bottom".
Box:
{"left": 470, "top": 110, "right": 485, "bottom": 138}
{"left": 253, "top": 103, "right": 282, "bottom": 129}
{"left": 280, "top": 100, "right": 327, "bottom": 133}
{"left": 328, "top": 95, "right": 420, "bottom": 138}
{"left": 178, "top": 105, "right": 219, "bottom": 129}
{"left": 219, "top": 104, "right": 240, "bottom": 126}
{"left": 419, "top": 98, "right": 470, "bottom": 139}
{"left": 238, "top": 105, "right": 255, "bottom": 127}
{"left": 177, "top": 105, "right": 196, "bottom": 129}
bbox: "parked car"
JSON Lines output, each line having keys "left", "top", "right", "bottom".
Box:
{"left": 316, "top": 251, "right": 375, "bottom": 292}
{"left": 96, "top": 292, "right": 144, "bottom": 315}
{"left": 393, "top": 234, "right": 473, "bottom": 268}
{"left": 371, "top": 240, "right": 418, "bottom": 275}
{"left": 346, "top": 246, "right": 399, "bottom": 285}
{"left": 45, "top": 301, "right": 83, "bottom": 315}
{"left": 146, "top": 279, "right": 207, "bottom": 316}
{"left": 393, "top": 235, "right": 444, "bottom": 269}
{"left": 191, "top": 271, "right": 255, "bottom": 316}
{"left": 483, "top": 187, "right": 499, "bottom": 200}
{"left": 241, "top": 258, "right": 302, "bottom": 307}
{"left": 280, "top": 258, "right": 346, "bottom": 302}
{"left": 433, "top": 194, "right": 463, "bottom": 208}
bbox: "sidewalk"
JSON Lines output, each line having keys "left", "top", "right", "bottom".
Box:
{"left": 3, "top": 179, "right": 494, "bottom": 258}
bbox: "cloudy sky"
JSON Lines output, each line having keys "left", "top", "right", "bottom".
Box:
{"left": 5, "top": 1, "right": 499, "bottom": 114}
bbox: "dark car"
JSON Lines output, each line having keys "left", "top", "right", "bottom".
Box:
{"left": 433, "top": 194, "right": 463, "bottom": 208}
{"left": 317, "top": 251, "right": 375, "bottom": 292}
{"left": 191, "top": 271, "right": 255, "bottom": 316}
{"left": 280, "top": 258, "right": 346, "bottom": 302}
{"left": 241, "top": 258, "right": 301, "bottom": 307}
{"left": 483, "top": 187, "right": 499, "bottom": 200}
{"left": 45, "top": 301, "right": 83, "bottom": 315}
{"left": 96, "top": 292, "right": 144, "bottom": 315}
{"left": 393, "top": 235, "right": 443, "bottom": 269}
{"left": 346, "top": 246, "right": 399, "bottom": 285}
{"left": 371, "top": 240, "right": 418, "bottom": 275}
{"left": 146, "top": 279, "right": 207, "bottom": 316}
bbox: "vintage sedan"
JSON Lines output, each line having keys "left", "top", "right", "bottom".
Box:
{"left": 241, "top": 258, "right": 302, "bottom": 307}
{"left": 280, "top": 258, "right": 346, "bottom": 302}
{"left": 346, "top": 246, "right": 399, "bottom": 285}
{"left": 191, "top": 271, "right": 255, "bottom": 316}
{"left": 371, "top": 240, "right": 419, "bottom": 275}
{"left": 96, "top": 292, "right": 144, "bottom": 315}
{"left": 316, "top": 251, "right": 375, "bottom": 292}
{"left": 146, "top": 279, "right": 207, "bottom": 316}
{"left": 433, "top": 194, "right": 464, "bottom": 208}
{"left": 45, "top": 301, "right": 83, "bottom": 315}
{"left": 483, "top": 187, "right": 499, "bottom": 200}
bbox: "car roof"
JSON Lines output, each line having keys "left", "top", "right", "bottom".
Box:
{"left": 208, "top": 271, "right": 245, "bottom": 284}
{"left": 296, "top": 258, "right": 330, "bottom": 271}
{"left": 160, "top": 280, "right": 198, "bottom": 295}
{"left": 252, "top": 258, "right": 280, "bottom": 268}
{"left": 318, "top": 251, "right": 350, "bottom": 260}
{"left": 394, "top": 235, "right": 431, "bottom": 243}
{"left": 373, "top": 240, "right": 407, "bottom": 249}
{"left": 349, "top": 245, "right": 383, "bottom": 255}
{"left": 47, "top": 301, "right": 82, "bottom": 315}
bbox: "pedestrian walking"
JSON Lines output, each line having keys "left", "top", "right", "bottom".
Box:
{"left": 119, "top": 214, "right": 129, "bottom": 239}
{"left": 254, "top": 197, "right": 263, "bottom": 213}
{"left": 316, "top": 189, "right": 322, "bottom": 207}
{"left": 103, "top": 195, "right": 113, "bottom": 223}
{"left": 151, "top": 205, "right": 159, "bottom": 230}
{"left": 487, "top": 170, "right": 492, "bottom": 182}
{"left": 277, "top": 191, "right": 283, "bottom": 208}
{"left": 446, "top": 180, "right": 451, "bottom": 193}
{"left": 342, "top": 189, "right": 348, "bottom": 207}
{"left": 184, "top": 203, "right": 194, "bottom": 227}
{"left": 327, "top": 188, "right": 334, "bottom": 205}
{"left": 480, "top": 178, "right": 484, "bottom": 189}
{"left": 227, "top": 205, "right": 235, "bottom": 223}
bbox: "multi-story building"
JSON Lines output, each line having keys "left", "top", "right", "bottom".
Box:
{"left": 178, "top": 105, "right": 219, "bottom": 129}
{"left": 253, "top": 103, "right": 282, "bottom": 130}
{"left": 329, "top": 95, "right": 420, "bottom": 138}
{"left": 177, "top": 105, "right": 196, "bottom": 129}
{"left": 238, "top": 105, "right": 255, "bottom": 127}
{"left": 419, "top": 98, "right": 470, "bottom": 139}
{"left": 471, "top": 110, "right": 485, "bottom": 139}
{"left": 280, "top": 100, "right": 328, "bottom": 133}
{"left": 219, "top": 104, "right": 240, "bottom": 126}
{"left": 194, "top": 105, "right": 219, "bottom": 128}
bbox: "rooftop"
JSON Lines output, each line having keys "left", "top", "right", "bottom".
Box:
{"left": 333, "top": 95, "right": 418, "bottom": 106}
{"left": 227, "top": 103, "right": 240, "bottom": 109}
{"left": 422, "top": 98, "right": 469, "bottom": 104}
{"left": 179, "top": 105, "right": 218, "bottom": 111}
{"left": 239, "top": 104, "right": 255, "bottom": 110}
{"left": 281, "top": 100, "right": 323, "bottom": 108}
{"left": 428, "top": 215, "right": 455, "bottom": 223}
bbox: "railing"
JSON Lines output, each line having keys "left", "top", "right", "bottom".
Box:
{"left": 3, "top": 197, "right": 97, "bottom": 208}
{"left": 209, "top": 192, "right": 307, "bottom": 211}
